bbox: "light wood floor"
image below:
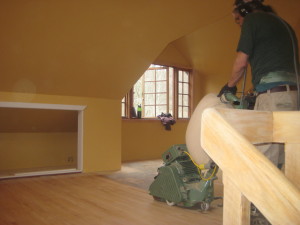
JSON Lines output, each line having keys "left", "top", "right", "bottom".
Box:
{"left": 0, "top": 161, "right": 223, "bottom": 225}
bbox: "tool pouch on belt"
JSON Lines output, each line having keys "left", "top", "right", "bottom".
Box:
{"left": 259, "top": 71, "right": 297, "bottom": 84}
{"left": 255, "top": 71, "right": 297, "bottom": 93}
{"left": 244, "top": 94, "right": 256, "bottom": 110}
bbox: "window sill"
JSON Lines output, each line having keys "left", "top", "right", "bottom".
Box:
{"left": 122, "top": 118, "right": 190, "bottom": 121}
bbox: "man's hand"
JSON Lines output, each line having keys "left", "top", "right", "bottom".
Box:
{"left": 217, "top": 83, "right": 237, "bottom": 97}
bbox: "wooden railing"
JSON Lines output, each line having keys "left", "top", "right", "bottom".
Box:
{"left": 201, "top": 108, "right": 300, "bottom": 225}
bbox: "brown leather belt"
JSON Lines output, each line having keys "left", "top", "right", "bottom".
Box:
{"left": 257, "top": 85, "right": 297, "bottom": 96}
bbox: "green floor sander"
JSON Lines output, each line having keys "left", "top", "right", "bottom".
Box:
{"left": 148, "top": 144, "right": 219, "bottom": 210}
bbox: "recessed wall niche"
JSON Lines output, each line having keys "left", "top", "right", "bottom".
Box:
{"left": 0, "top": 102, "right": 86, "bottom": 179}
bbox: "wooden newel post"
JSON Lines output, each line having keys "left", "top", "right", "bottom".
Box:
{"left": 223, "top": 174, "right": 250, "bottom": 225}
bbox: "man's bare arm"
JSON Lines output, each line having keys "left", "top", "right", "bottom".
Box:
{"left": 228, "top": 51, "right": 249, "bottom": 87}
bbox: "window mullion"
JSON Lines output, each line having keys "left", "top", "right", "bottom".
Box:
{"left": 166, "top": 68, "right": 169, "bottom": 114}
{"left": 174, "top": 68, "right": 178, "bottom": 119}
{"left": 154, "top": 69, "right": 157, "bottom": 117}
{"left": 142, "top": 75, "right": 145, "bottom": 118}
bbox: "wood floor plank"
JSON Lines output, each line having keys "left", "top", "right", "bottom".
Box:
{"left": 0, "top": 173, "right": 222, "bottom": 225}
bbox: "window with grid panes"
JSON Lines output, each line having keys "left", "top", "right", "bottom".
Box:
{"left": 177, "top": 70, "right": 190, "bottom": 118}
{"left": 143, "top": 66, "right": 168, "bottom": 118}
{"left": 122, "top": 65, "right": 191, "bottom": 119}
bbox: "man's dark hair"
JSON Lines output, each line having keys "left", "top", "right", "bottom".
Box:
{"left": 234, "top": 0, "right": 276, "bottom": 14}
{"left": 234, "top": 0, "right": 263, "bottom": 6}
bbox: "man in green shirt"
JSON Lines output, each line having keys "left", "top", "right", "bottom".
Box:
{"left": 218, "top": 1, "right": 299, "bottom": 224}
{"left": 218, "top": 0, "right": 299, "bottom": 112}
{"left": 218, "top": 0, "right": 299, "bottom": 163}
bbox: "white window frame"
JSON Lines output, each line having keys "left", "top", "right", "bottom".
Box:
{"left": 122, "top": 65, "right": 192, "bottom": 119}
{"left": 0, "top": 101, "right": 86, "bottom": 179}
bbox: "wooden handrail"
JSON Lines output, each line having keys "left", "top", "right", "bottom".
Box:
{"left": 201, "top": 108, "right": 300, "bottom": 225}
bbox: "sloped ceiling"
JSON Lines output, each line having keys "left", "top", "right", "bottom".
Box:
{"left": 0, "top": 108, "right": 78, "bottom": 132}
{"left": 0, "top": 0, "right": 233, "bottom": 100}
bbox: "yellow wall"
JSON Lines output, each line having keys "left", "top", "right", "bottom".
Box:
{"left": 153, "top": 43, "right": 192, "bottom": 70}
{"left": 0, "top": 108, "right": 78, "bottom": 132}
{"left": 122, "top": 120, "right": 188, "bottom": 161}
{"left": 0, "top": 132, "right": 77, "bottom": 172}
{"left": 0, "top": 91, "right": 121, "bottom": 173}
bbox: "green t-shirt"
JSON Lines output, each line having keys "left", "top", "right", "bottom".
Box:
{"left": 237, "top": 12, "right": 297, "bottom": 90}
